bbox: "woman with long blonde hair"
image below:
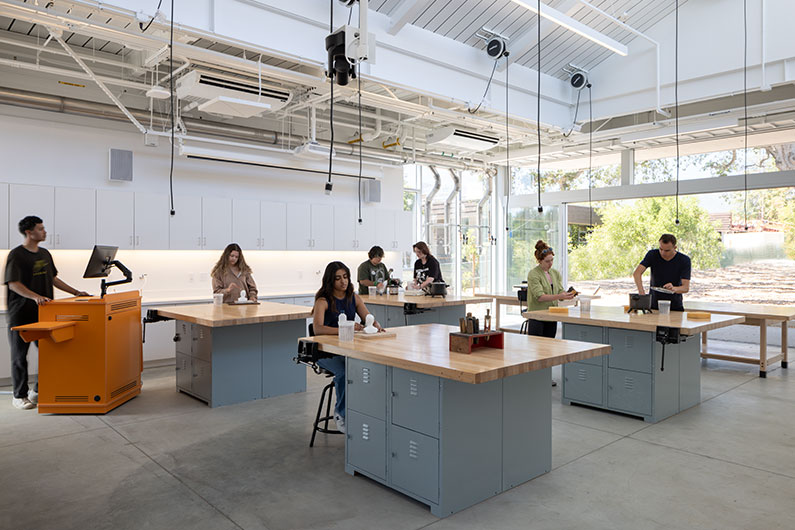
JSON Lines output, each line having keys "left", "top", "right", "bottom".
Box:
{"left": 211, "top": 243, "right": 258, "bottom": 303}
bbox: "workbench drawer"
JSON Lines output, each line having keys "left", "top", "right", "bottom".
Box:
{"left": 607, "top": 368, "right": 652, "bottom": 417}
{"left": 608, "top": 329, "right": 653, "bottom": 373}
{"left": 563, "top": 324, "right": 604, "bottom": 366}
{"left": 347, "top": 358, "right": 387, "bottom": 421}
{"left": 390, "top": 424, "right": 439, "bottom": 504}
{"left": 563, "top": 362, "right": 603, "bottom": 405}
{"left": 347, "top": 411, "right": 386, "bottom": 481}
{"left": 392, "top": 368, "right": 440, "bottom": 438}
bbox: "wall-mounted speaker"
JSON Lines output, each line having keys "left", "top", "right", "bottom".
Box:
{"left": 109, "top": 149, "right": 133, "bottom": 182}
{"left": 364, "top": 179, "right": 381, "bottom": 203}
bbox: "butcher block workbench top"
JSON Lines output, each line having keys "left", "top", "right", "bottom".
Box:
{"left": 155, "top": 302, "right": 312, "bottom": 327}
{"left": 305, "top": 323, "right": 610, "bottom": 384}
{"left": 524, "top": 306, "right": 744, "bottom": 335}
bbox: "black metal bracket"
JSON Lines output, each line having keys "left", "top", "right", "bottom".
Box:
{"left": 101, "top": 259, "right": 133, "bottom": 297}
{"left": 655, "top": 326, "right": 685, "bottom": 372}
{"left": 142, "top": 309, "right": 172, "bottom": 343}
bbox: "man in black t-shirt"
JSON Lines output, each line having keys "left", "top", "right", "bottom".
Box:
{"left": 4, "top": 216, "right": 88, "bottom": 410}
{"left": 632, "top": 233, "right": 691, "bottom": 311}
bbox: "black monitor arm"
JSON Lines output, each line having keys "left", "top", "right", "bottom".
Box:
{"left": 101, "top": 259, "right": 133, "bottom": 297}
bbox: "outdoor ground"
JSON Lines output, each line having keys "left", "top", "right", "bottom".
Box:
{"left": 572, "top": 259, "right": 795, "bottom": 307}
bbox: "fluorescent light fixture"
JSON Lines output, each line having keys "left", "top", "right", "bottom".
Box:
{"left": 619, "top": 117, "right": 738, "bottom": 143}
{"left": 509, "top": 0, "right": 629, "bottom": 56}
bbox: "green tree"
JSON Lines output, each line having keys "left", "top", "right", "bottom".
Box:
{"left": 569, "top": 196, "right": 723, "bottom": 281}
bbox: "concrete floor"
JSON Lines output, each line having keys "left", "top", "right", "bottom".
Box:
{"left": 2, "top": 340, "right": 795, "bottom": 530}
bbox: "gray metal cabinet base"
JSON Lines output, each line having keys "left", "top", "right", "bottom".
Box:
{"left": 561, "top": 323, "right": 701, "bottom": 423}
{"left": 379, "top": 303, "right": 466, "bottom": 328}
{"left": 345, "top": 358, "right": 551, "bottom": 517}
{"left": 174, "top": 319, "right": 306, "bottom": 407}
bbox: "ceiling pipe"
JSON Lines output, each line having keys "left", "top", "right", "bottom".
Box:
{"left": 444, "top": 169, "right": 461, "bottom": 254}
{"left": 425, "top": 166, "right": 442, "bottom": 241}
{"left": 0, "top": 87, "right": 480, "bottom": 170}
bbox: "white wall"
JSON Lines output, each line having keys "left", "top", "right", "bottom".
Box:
{"left": 589, "top": 0, "right": 795, "bottom": 119}
{"left": 0, "top": 104, "right": 405, "bottom": 377}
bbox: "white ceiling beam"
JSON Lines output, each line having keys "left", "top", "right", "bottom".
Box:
{"left": 508, "top": 0, "right": 628, "bottom": 56}
{"left": 497, "top": 0, "right": 580, "bottom": 72}
{"left": 387, "top": 0, "right": 432, "bottom": 36}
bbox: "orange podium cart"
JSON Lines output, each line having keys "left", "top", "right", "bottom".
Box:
{"left": 13, "top": 291, "right": 143, "bottom": 414}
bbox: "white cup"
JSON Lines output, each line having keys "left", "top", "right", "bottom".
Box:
{"left": 579, "top": 298, "right": 591, "bottom": 312}
{"left": 658, "top": 300, "right": 671, "bottom": 315}
{"left": 368, "top": 286, "right": 377, "bottom": 297}
{"left": 338, "top": 321, "right": 355, "bottom": 342}
{"left": 213, "top": 293, "right": 224, "bottom": 306}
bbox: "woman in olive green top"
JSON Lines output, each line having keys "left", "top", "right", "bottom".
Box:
{"left": 525, "top": 240, "right": 576, "bottom": 338}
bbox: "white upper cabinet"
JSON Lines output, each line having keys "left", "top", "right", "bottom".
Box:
{"left": 232, "top": 198, "right": 261, "bottom": 250}
{"left": 202, "top": 196, "right": 232, "bottom": 250}
{"left": 134, "top": 192, "right": 170, "bottom": 250}
{"left": 9, "top": 184, "right": 54, "bottom": 248}
{"left": 310, "top": 203, "right": 334, "bottom": 251}
{"left": 396, "top": 210, "right": 414, "bottom": 252}
{"left": 96, "top": 189, "right": 134, "bottom": 250}
{"left": 260, "top": 201, "right": 287, "bottom": 250}
{"left": 356, "top": 207, "right": 376, "bottom": 251}
{"left": 286, "top": 203, "right": 312, "bottom": 250}
{"left": 53, "top": 187, "right": 96, "bottom": 249}
{"left": 169, "top": 195, "right": 203, "bottom": 250}
{"left": 334, "top": 206, "right": 358, "bottom": 251}
{"left": 0, "top": 184, "right": 8, "bottom": 249}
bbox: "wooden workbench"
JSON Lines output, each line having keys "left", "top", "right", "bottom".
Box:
{"left": 474, "top": 291, "right": 521, "bottom": 330}
{"left": 306, "top": 323, "right": 608, "bottom": 517}
{"left": 155, "top": 302, "right": 311, "bottom": 407}
{"left": 523, "top": 307, "right": 744, "bottom": 423}
{"left": 684, "top": 301, "right": 795, "bottom": 377}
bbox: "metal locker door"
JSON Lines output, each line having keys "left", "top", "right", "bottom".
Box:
{"left": 192, "top": 325, "right": 213, "bottom": 363}
{"left": 347, "top": 358, "right": 387, "bottom": 420}
{"left": 607, "top": 368, "right": 652, "bottom": 416}
{"left": 191, "top": 358, "right": 212, "bottom": 401}
{"left": 175, "top": 322, "right": 192, "bottom": 356}
{"left": 176, "top": 353, "right": 192, "bottom": 393}
{"left": 608, "top": 329, "right": 653, "bottom": 373}
{"left": 563, "top": 362, "right": 603, "bottom": 405}
{"left": 390, "top": 424, "right": 439, "bottom": 503}
{"left": 347, "top": 410, "right": 386, "bottom": 480}
{"left": 391, "top": 368, "right": 440, "bottom": 437}
{"left": 562, "top": 324, "right": 604, "bottom": 366}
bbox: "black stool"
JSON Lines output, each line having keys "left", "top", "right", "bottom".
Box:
{"left": 518, "top": 288, "right": 530, "bottom": 334}
{"left": 294, "top": 324, "right": 343, "bottom": 447}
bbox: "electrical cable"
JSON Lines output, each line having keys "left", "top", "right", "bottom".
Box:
{"left": 674, "top": 0, "right": 680, "bottom": 225}
{"left": 562, "top": 88, "right": 582, "bottom": 138}
{"left": 327, "top": 0, "right": 334, "bottom": 193}
{"left": 468, "top": 59, "right": 499, "bottom": 114}
{"left": 358, "top": 67, "right": 363, "bottom": 223}
{"left": 139, "top": 0, "right": 163, "bottom": 33}
{"left": 505, "top": 55, "right": 510, "bottom": 232}
{"left": 588, "top": 84, "right": 593, "bottom": 227}
{"left": 743, "top": 0, "right": 749, "bottom": 230}
{"left": 536, "top": 0, "right": 543, "bottom": 213}
{"left": 168, "top": 0, "right": 175, "bottom": 216}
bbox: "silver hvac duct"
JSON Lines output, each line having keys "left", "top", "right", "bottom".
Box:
{"left": 444, "top": 168, "right": 461, "bottom": 254}
{"left": 477, "top": 169, "right": 494, "bottom": 247}
{"left": 0, "top": 87, "right": 479, "bottom": 170}
{"left": 425, "top": 165, "right": 442, "bottom": 241}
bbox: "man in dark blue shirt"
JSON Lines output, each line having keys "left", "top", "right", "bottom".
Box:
{"left": 632, "top": 233, "right": 691, "bottom": 311}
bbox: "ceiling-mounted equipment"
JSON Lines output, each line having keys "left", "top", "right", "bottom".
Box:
{"left": 426, "top": 127, "right": 500, "bottom": 151}
{"left": 176, "top": 70, "right": 292, "bottom": 115}
{"left": 508, "top": 0, "right": 628, "bottom": 56}
{"left": 325, "top": 0, "right": 376, "bottom": 86}
{"left": 563, "top": 64, "right": 589, "bottom": 90}
{"left": 486, "top": 37, "right": 508, "bottom": 60}
{"left": 145, "top": 85, "right": 170, "bottom": 99}
{"left": 294, "top": 141, "right": 336, "bottom": 160}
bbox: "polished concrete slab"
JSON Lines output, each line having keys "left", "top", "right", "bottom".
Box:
{"left": 1, "top": 342, "right": 794, "bottom": 530}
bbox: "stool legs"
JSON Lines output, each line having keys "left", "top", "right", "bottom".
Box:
{"left": 310, "top": 381, "right": 341, "bottom": 447}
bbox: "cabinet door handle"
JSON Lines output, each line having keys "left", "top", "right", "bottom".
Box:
{"left": 203, "top": 237, "right": 207, "bottom": 246}
{"left": 129, "top": 236, "right": 133, "bottom": 246}
{"left": 197, "top": 236, "right": 201, "bottom": 246}
{"left": 136, "top": 236, "right": 140, "bottom": 247}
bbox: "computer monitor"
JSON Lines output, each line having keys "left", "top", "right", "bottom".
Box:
{"left": 83, "top": 245, "right": 119, "bottom": 278}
